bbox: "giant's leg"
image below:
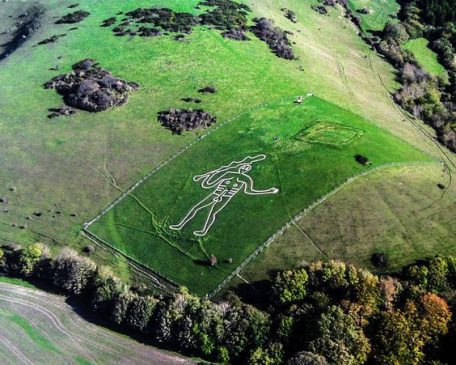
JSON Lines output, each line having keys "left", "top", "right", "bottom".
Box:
{"left": 193, "top": 196, "right": 232, "bottom": 236}
{"left": 169, "top": 194, "right": 217, "bottom": 231}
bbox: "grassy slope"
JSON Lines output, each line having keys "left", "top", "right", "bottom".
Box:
{"left": 0, "top": 0, "right": 453, "bottom": 289}
{"left": 239, "top": 163, "right": 456, "bottom": 283}
{"left": 403, "top": 38, "right": 448, "bottom": 81}
{"left": 89, "top": 96, "right": 428, "bottom": 295}
{"left": 235, "top": 1, "right": 456, "bottom": 286}
{"left": 0, "top": 281, "right": 193, "bottom": 364}
{"left": 0, "top": 276, "right": 37, "bottom": 289}
{"left": 2, "top": 310, "right": 60, "bottom": 353}
{"left": 347, "top": 0, "right": 400, "bottom": 32}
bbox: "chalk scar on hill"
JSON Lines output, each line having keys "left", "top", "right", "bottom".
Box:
{"left": 169, "top": 154, "right": 279, "bottom": 237}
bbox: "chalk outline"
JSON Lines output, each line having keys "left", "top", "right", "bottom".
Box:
{"left": 169, "top": 154, "right": 279, "bottom": 236}
{"left": 82, "top": 96, "right": 303, "bottom": 292}
{"left": 298, "top": 121, "right": 364, "bottom": 146}
{"left": 82, "top": 93, "right": 439, "bottom": 296}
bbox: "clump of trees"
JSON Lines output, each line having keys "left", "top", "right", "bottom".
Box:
{"left": 251, "top": 18, "right": 295, "bottom": 60}
{"left": 0, "top": 243, "right": 270, "bottom": 363}
{"left": 44, "top": 59, "right": 140, "bottom": 114}
{"left": 397, "top": 4, "right": 456, "bottom": 152}
{"left": 199, "top": 0, "right": 251, "bottom": 31}
{"left": 1, "top": 242, "right": 454, "bottom": 364}
{"left": 104, "top": 1, "right": 297, "bottom": 59}
{"left": 416, "top": 0, "right": 456, "bottom": 26}
{"left": 334, "top": 0, "right": 456, "bottom": 152}
{"left": 269, "top": 258, "right": 454, "bottom": 364}
{"left": 55, "top": 10, "right": 90, "bottom": 25}
{"left": 377, "top": 2, "right": 456, "bottom": 152}
{"left": 157, "top": 109, "right": 217, "bottom": 134}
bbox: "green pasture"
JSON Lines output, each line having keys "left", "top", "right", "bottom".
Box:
{"left": 0, "top": 276, "right": 37, "bottom": 289}
{"left": 88, "top": 96, "right": 429, "bottom": 295}
{"left": 238, "top": 163, "right": 455, "bottom": 284}
{"left": 403, "top": 38, "right": 448, "bottom": 81}
{"left": 0, "top": 308, "right": 59, "bottom": 353}
{"left": 347, "top": 0, "right": 400, "bottom": 32}
{"left": 0, "top": 0, "right": 453, "bottom": 291}
{"left": 297, "top": 122, "right": 363, "bottom": 146}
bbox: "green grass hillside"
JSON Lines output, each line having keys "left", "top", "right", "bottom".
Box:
{"left": 403, "top": 38, "right": 448, "bottom": 81}
{"left": 348, "top": 0, "right": 400, "bottom": 32}
{"left": 88, "top": 96, "right": 428, "bottom": 295}
{"left": 238, "top": 163, "right": 456, "bottom": 285}
{"left": 0, "top": 0, "right": 454, "bottom": 292}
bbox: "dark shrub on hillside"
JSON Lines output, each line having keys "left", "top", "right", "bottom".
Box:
{"left": 354, "top": 154, "right": 370, "bottom": 165}
{"left": 251, "top": 18, "right": 295, "bottom": 60}
{"left": 158, "top": 109, "right": 217, "bottom": 134}
{"left": 36, "top": 34, "right": 66, "bottom": 46}
{"left": 126, "top": 8, "right": 198, "bottom": 34}
{"left": 438, "top": 183, "right": 446, "bottom": 190}
{"left": 357, "top": 8, "right": 371, "bottom": 15}
{"left": 55, "top": 10, "right": 90, "bottom": 24}
{"left": 101, "top": 17, "right": 116, "bottom": 27}
{"left": 198, "top": 86, "right": 217, "bottom": 94}
{"left": 199, "top": 0, "right": 251, "bottom": 30}
{"left": 320, "top": 0, "right": 337, "bottom": 6}
{"left": 83, "top": 245, "right": 95, "bottom": 255}
{"left": 51, "top": 248, "right": 96, "bottom": 295}
{"left": 282, "top": 9, "right": 298, "bottom": 23}
{"left": 44, "top": 59, "right": 139, "bottom": 113}
{"left": 371, "top": 253, "right": 390, "bottom": 269}
{"left": 312, "top": 5, "right": 328, "bottom": 15}
{"left": 222, "top": 28, "right": 249, "bottom": 41}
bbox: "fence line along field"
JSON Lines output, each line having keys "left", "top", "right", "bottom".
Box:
{"left": 237, "top": 162, "right": 455, "bottom": 285}
{"left": 87, "top": 96, "right": 430, "bottom": 296}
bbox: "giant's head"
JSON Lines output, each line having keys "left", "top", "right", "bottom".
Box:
{"left": 239, "top": 164, "right": 252, "bottom": 173}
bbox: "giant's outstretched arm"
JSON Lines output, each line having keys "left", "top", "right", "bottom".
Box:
{"left": 242, "top": 175, "right": 279, "bottom": 195}
{"left": 194, "top": 155, "right": 266, "bottom": 186}
{"left": 194, "top": 167, "right": 230, "bottom": 182}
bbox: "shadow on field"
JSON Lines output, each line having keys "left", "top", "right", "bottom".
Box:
{"left": 65, "top": 295, "right": 160, "bottom": 347}
{"left": 0, "top": 5, "right": 44, "bottom": 62}
{"left": 233, "top": 277, "right": 275, "bottom": 310}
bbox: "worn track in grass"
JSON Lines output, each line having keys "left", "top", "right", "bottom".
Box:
{"left": 0, "top": 281, "right": 194, "bottom": 365}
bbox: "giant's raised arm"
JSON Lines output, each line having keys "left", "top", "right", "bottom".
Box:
{"left": 193, "top": 155, "right": 267, "bottom": 188}
{"left": 194, "top": 171, "right": 230, "bottom": 189}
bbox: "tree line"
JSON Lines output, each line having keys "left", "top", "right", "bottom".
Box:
{"left": 415, "top": 0, "right": 456, "bottom": 25}
{"left": 0, "top": 242, "right": 454, "bottom": 364}
{"left": 344, "top": 0, "right": 456, "bottom": 153}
